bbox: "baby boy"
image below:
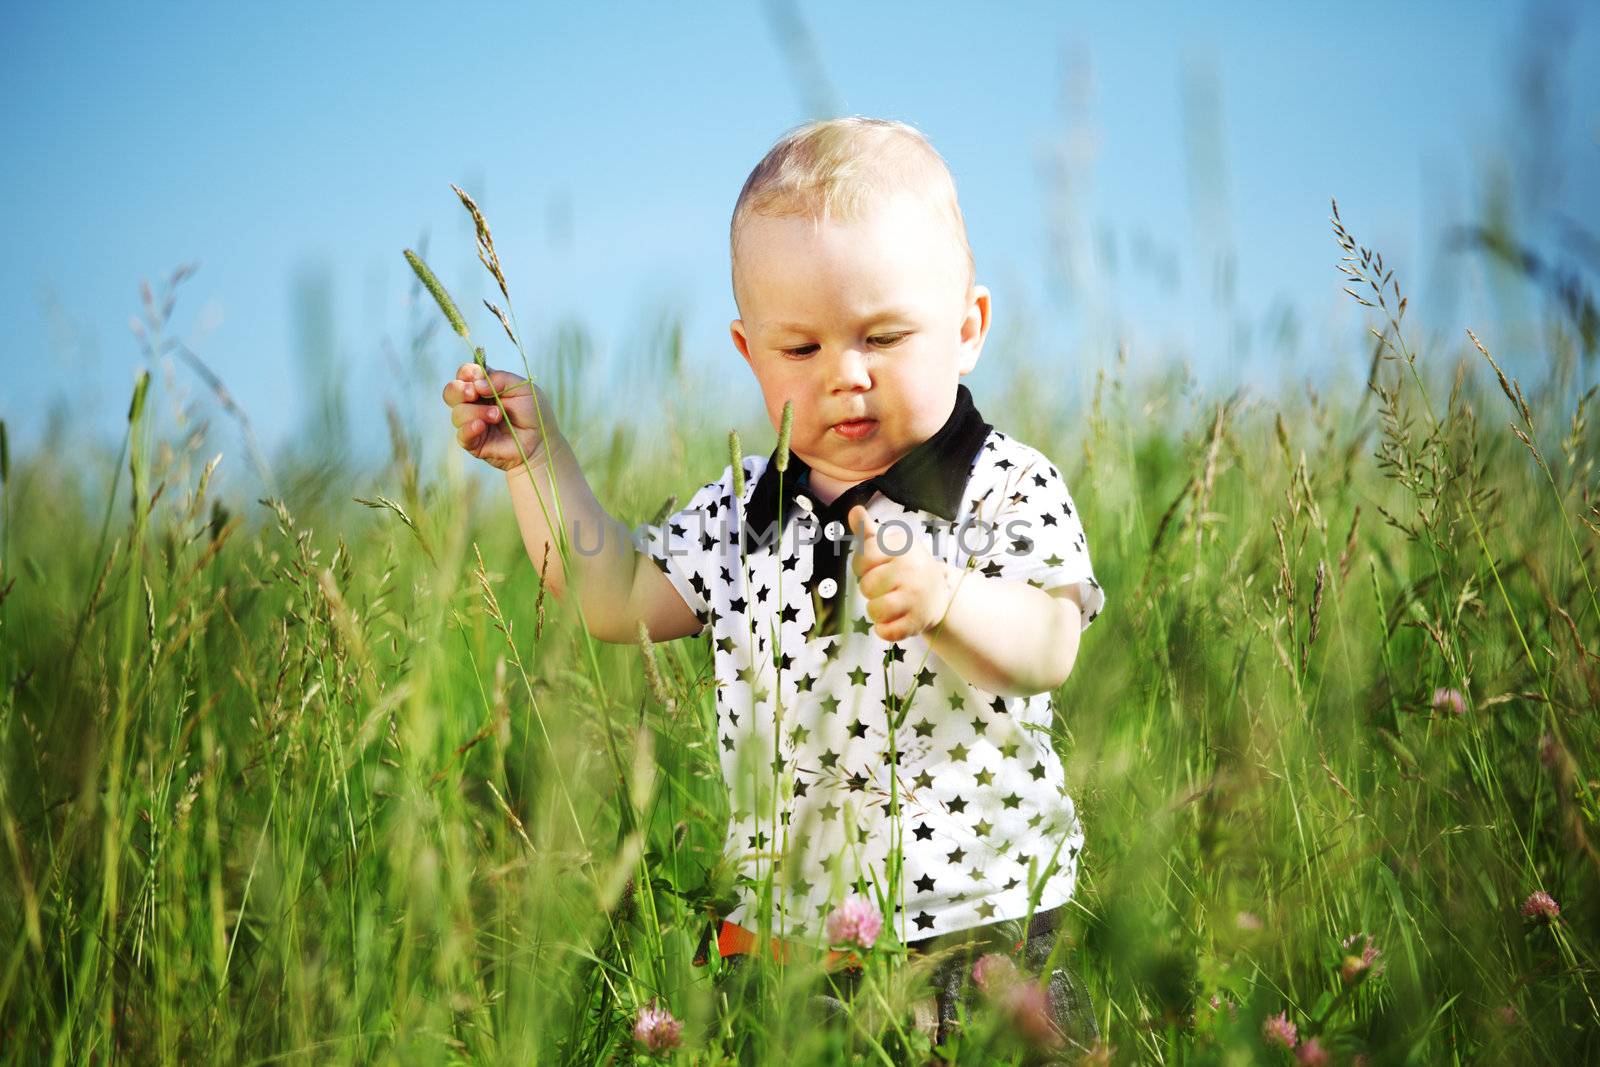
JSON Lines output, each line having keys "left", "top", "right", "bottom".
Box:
{"left": 441, "top": 118, "right": 1105, "bottom": 1033}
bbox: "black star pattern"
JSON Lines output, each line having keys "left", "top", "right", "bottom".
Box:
{"left": 641, "top": 414, "right": 1103, "bottom": 938}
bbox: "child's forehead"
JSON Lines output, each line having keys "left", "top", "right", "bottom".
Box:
{"left": 734, "top": 193, "right": 967, "bottom": 305}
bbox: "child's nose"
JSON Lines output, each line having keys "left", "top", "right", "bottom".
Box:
{"left": 829, "top": 346, "right": 873, "bottom": 392}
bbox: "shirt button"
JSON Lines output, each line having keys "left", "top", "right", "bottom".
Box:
{"left": 795, "top": 495, "right": 813, "bottom": 512}
{"left": 824, "top": 520, "right": 845, "bottom": 541}
{"left": 817, "top": 577, "right": 839, "bottom": 598}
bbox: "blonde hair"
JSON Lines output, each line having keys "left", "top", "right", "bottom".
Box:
{"left": 730, "top": 117, "right": 975, "bottom": 306}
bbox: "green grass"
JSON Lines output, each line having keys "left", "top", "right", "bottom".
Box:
{"left": 1, "top": 212, "right": 1597, "bottom": 1065}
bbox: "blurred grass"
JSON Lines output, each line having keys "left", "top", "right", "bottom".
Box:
{"left": 1, "top": 213, "right": 1598, "bottom": 1066}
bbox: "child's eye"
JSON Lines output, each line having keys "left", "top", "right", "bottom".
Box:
{"left": 869, "top": 333, "right": 908, "bottom": 347}
{"left": 781, "top": 344, "right": 819, "bottom": 358}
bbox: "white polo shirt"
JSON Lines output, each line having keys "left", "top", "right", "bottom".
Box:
{"left": 641, "top": 384, "right": 1105, "bottom": 946}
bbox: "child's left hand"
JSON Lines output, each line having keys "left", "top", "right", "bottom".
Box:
{"left": 848, "top": 506, "right": 957, "bottom": 643}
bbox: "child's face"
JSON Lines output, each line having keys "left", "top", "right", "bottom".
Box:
{"left": 730, "top": 190, "right": 991, "bottom": 487}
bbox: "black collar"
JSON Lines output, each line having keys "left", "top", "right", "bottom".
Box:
{"left": 740, "top": 383, "right": 993, "bottom": 546}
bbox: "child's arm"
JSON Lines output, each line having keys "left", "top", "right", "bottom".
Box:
{"left": 846, "top": 450, "right": 1105, "bottom": 699}
{"left": 504, "top": 442, "right": 705, "bottom": 643}
{"left": 849, "top": 509, "right": 1084, "bottom": 698}
{"left": 927, "top": 575, "right": 1084, "bottom": 698}
{"left": 444, "top": 362, "right": 704, "bottom": 644}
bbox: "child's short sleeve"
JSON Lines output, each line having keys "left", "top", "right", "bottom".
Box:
{"left": 965, "top": 451, "right": 1105, "bottom": 631}
{"left": 637, "top": 467, "right": 734, "bottom": 639}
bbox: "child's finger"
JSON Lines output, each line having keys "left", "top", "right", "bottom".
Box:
{"left": 849, "top": 505, "right": 876, "bottom": 541}
{"left": 478, "top": 369, "right": 533, "bottom": 398}
{"left": 442, "top": 378, "right": 478, "bottom": 406}
{"left": 849, "top": 506, "right": 890, "bottom": 574}
{"left": 451, "top": 402, "right": 501, "bottom": 429}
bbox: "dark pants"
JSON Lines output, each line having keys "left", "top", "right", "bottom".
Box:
{"left": 712, "top": 905, "right": 1099, "bottom": 1058}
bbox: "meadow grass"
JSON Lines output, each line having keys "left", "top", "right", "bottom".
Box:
{"left": 0, "top": 204, "right": 1597, "bottom": 1065}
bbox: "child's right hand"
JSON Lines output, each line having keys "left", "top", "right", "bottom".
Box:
{"left": 441, "top": 361, "right": 564, "bottom": 472}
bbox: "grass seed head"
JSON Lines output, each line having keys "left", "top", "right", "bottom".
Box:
{"left": 729, "top": 430, "right": 745, "bottom": 498}
{"left": 129, "top": 370, "right": 151, "bottom": 424}
{"left": 484, "top": 299, "right": 517, "bottom": 346}
{"left": 776, "top": 400, "right": 794, "bottom": 472}
{"left": 451, "top": 183, "right": 510, "bottom": 304}
{"left": 404, "top": 249, "right": 469, "bottom": 339}
{"left": 636, "top": 619, "right": 677, "bottom": 715}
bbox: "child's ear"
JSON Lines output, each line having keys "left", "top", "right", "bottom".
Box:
{"left": 958, "top": 285, "right": 991, "bottom": 375}
{"left": 730, "top": 318, "right": 754, "bottom": 368}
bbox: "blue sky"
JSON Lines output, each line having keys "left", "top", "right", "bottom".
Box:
{"left": 2, "top": 2, "right": 1596, "bottom": 470}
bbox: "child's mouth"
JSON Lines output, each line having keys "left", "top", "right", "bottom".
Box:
{"left": 832, "top": 419, "right": 877, "bottom": 440}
